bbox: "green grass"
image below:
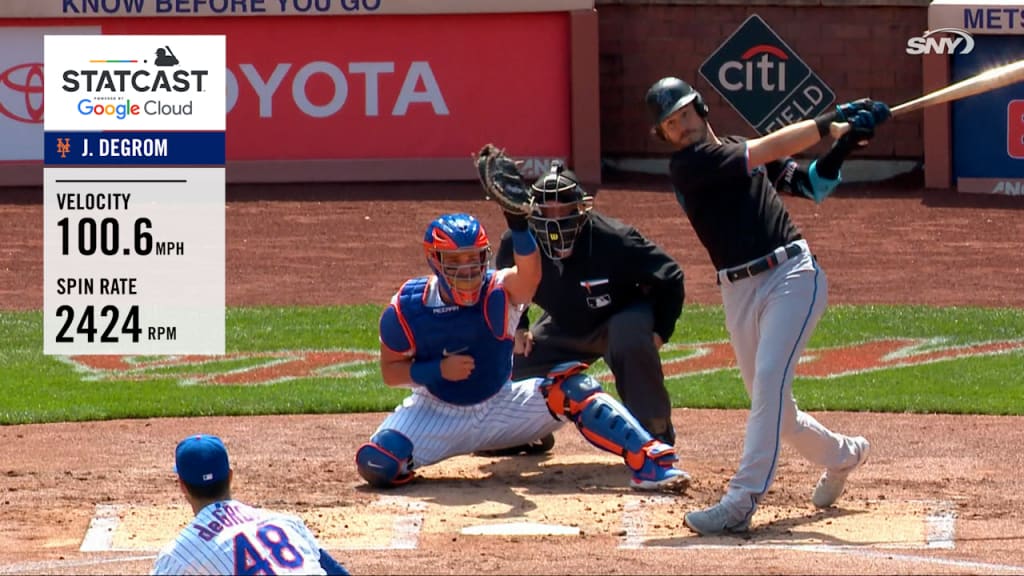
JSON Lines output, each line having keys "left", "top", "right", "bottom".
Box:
{"left": 0, "top": 304, "right": 1021, "bottom": 424}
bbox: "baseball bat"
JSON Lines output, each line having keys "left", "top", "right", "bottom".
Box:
{"left": 829, "top": 58, "right": 1024, "bottom": 138}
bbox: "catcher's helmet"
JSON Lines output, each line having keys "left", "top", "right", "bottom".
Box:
{"left": 645, "top": 77, "right": 708, "bottom": 126}
{"left": 423, "top": 213, "right": 491, "bottom": 307}
{"left": 528, "top": 161, "right": 593, "bottom": 261}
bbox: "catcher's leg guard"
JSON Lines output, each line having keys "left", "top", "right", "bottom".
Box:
{"left": 540, "top": 362, "right": 688, "bottom": 490}
{"left": 355, "top": 429, "right": 415, "bottom": 488}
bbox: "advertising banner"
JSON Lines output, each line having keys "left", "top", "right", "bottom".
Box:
{"left": 930, "top": 1, "right": 1024, "bottom": 35}
{"left": 0, "top": 14, "right": 572, "bottom": 166}
{"left": 699, "top": 14, "right": 835, "bottom": 135}
{"left": 950, "top": 34, "right": 1024, "bottom": 194}
{"left": 4, "top": 0, "right": 593, "bottom": 18}
{"left": 0, "top": 26, "right": 99, "bottom": 161}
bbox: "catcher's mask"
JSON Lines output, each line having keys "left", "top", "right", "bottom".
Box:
{"left": 528, "top": 162, "right": 592, "bottom": 260}
{"left": 423, "top": 213, "right": 491, "bottom": 307}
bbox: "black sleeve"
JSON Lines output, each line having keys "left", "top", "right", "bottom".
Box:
{"left": 622, "top": 227, "right": 685, "bottom": 343}
{"left": 496, "top": 231, "right": 531, "bottom": 331}
{"left": 701, "top": 140, "right": 750, "bottom": 175}
{"left": 670, "top": 140, "right": 750, "bottom": 200}
{"left": 766, "top": 157, "right": 815, "bottom": 200}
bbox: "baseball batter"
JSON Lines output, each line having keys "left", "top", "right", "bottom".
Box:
{"left": 152, "top": 435, "right": 349, "bottom": 575}
{"left": 355, "top": 209, "right": 688, "bottom": 492}
{"left": 643, "top": 77, "right": 890, "bottom": 535}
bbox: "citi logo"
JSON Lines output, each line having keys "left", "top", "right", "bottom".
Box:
{"left": 718, "top": 45, "right": 789, "bottom": 92}
{"left": 906, "top": 28, "right": 975, "bottom": 55}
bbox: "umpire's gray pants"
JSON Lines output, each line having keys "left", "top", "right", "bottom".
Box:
{"left": 510, "top": 301, "right": 676, "bottom": 445}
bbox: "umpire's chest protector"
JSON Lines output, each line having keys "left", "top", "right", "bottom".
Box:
{"left": 396, "top": 273, "right": 515, "bottom": 405}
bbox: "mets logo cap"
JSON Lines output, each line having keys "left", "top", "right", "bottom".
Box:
{"left": 174, "top": 434, "right": 230, "bottom": 485}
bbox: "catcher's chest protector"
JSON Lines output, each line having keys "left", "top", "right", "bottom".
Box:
{"left": 395, "top": 273, "right": 514, "bottom": 406}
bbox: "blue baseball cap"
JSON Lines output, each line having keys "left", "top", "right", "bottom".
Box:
{"left": 174, "top": 434, "right": 230, "bottom": 486}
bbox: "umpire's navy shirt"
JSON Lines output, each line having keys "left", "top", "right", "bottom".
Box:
{"left": 496, "top": 211, "right": 684, "bottom": 344}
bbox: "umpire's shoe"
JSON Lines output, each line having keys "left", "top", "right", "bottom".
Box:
{"left": 474, "top": 433, "right": 556, "bottom": 457}
{"left": 684, "top": 503, "right": 751, "bottom": 536}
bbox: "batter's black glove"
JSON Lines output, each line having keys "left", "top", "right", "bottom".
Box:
{"left": 836, "top": 98, "right": 891, "bottom": 124}
{"left": 815, "top": 110, "right": 877, "bottom": 180}
{"left": 475, "top": 144, "right": 532, "bottom": 231}
{"left": 816, "top": 98, "right": 891, "bottom": 138}
{"left": 839, "top": 111, "right": 877, "bottom": 150}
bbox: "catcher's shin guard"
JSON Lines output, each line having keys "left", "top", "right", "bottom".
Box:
{"left": 540, "top": 361, "right": 678, "bottom": 473}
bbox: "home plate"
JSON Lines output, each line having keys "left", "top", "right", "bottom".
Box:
{"left": 460, "top": 522, "right": 580, "bottom": 536}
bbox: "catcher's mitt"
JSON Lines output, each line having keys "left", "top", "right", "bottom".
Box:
{"left": 475, "top": 144, "right": 531, "bottom": 216}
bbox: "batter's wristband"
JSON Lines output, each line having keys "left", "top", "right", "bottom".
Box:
{"left": 813, "top": 109, "right": 838, "bottom": 137}
{"left": 510, "top": 229, "right": 538, "bottom": 256}
{"left": 410, "top": 359, "right": 443, "bottom": 388}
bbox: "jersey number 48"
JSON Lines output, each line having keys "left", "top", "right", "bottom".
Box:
{"left": 234, "top": 524, "right": 304, "bottom": 575}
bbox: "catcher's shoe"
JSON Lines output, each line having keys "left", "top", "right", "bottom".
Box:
{"left": 812, "top": 436, "right": 871, "bottom": 508}
{"left": 474, "top": 433, "right": 555, "bottom": 457}
{"left": 629, "top": 442, "right": 691, "bottom": 492}
{"left": 684, "top": 503, "right": 751, "bottom": 536}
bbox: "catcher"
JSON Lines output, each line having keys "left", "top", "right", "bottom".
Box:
{"left": 352, "top": 145, "right": 690, "bottom": 492}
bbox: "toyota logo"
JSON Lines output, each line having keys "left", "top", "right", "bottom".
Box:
{"left": 0, "top": 62, "right": 44, "bottom": 124}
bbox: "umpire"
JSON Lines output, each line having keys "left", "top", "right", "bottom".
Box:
{"left": 494, "top": 162, "right": 685, "bottom": 447}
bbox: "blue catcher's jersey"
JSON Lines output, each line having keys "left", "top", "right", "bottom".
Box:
{"left": 379, "top": 270, "right": 520, "bottom": 406}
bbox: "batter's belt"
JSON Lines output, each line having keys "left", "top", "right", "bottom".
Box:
{"left": 717, "top": 242, "right": 804, "bottom": 285}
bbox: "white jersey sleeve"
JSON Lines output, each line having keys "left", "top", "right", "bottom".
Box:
{"left": 151, "top": 500, "right": 326, "bottom": 576}
{"left": 151, "top": 542, "right": 195, "bottom": 575}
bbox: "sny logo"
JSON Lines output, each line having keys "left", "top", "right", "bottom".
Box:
{"left": 56, "top": 138, "right": 71, "bottom": 159}
{"left": 906, "top": 28, "right": 975, "bottom": 55}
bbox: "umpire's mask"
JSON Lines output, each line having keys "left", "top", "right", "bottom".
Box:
{"left": 528, "top": 162, "right": 593, "bottom": 261}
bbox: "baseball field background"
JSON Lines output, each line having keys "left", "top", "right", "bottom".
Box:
{"left": 2, "top": 0, "right": 1024, "bottom": 573}
{"left": 1, "top": 179, "right": 1023, "bottom": 575}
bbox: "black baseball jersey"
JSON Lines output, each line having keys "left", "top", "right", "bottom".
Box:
{"left": 669, "top": 135, "right": 805, "bottom": 271}
{"left": 496, "top": 212, "right": 685, "bottom": 343}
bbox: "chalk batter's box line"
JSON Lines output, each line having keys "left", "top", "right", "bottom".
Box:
{"left": 617, "top": 498, "right": 957, "bottom": 551}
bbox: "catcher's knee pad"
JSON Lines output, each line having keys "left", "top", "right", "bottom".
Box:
{"left": 355, "top": 429, "right": 414, "bottom": 488}
{"left": 540, "top": 361, "right": 676, "bottom": 472}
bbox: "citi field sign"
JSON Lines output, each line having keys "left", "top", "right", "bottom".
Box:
{"left": 700, "top": 14, "right": 836, "bottom": 135}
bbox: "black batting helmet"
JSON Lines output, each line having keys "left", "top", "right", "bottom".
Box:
{"left": 528, "top": 161, "right": 593, "bottom": 261}
{"left": 645, "top": 77, "right": 708, "bottom": 127}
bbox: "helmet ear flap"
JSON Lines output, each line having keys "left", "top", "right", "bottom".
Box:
{"left": 694, "top": 92, "right": 709, "bottom": 118}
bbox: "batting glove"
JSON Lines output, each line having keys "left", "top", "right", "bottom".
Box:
{"left": 835, "top": 98, "right": 872, "bottom": 121}
{"left": 869, "top": 101, "right": 892, "bottom": 123}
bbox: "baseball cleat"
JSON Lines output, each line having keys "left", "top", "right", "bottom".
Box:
{"left": 684, "top": 503, "right": 751, "bottom": 536}
{"left": 812, "top": 436, "right": 871, "bottom": 508}
{"left": 629, "top": 440, "right": 691, "bottom": 492}
{"left": 630, "top": 465, "right": 691, "bottom": 492}
{"left": 473, "top": 433, "right": 556, "bottom": 457}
